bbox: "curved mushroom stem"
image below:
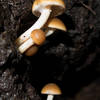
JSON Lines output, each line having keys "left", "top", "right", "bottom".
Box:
{"left": 18, "top": 29, "right": 56, "bottom": 53}
{"left": 47, "top": 95, "right": 54, "bottom": 100}
{"left": 16, "top": 8, "right": 52, "bottom": 46}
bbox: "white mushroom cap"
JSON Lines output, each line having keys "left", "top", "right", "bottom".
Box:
{"left": 41, "top": 83, "right": 62, "bottom": 95}
{"left": 32, "top": 0, "right": 66, "bottom": 17}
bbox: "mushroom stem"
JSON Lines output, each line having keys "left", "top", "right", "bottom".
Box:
{"left": 47, "top": 95, "right": 54, "bottom": 100}
{"left": 16, "top": 8, "right": 52, "bottom": 46}
{"left": 18, "top": 38, "right": 34, "bottom": 54}
{"left": 18, "top": 29, "right": 55, "bottom": 53}
{"left": 45, "top": 29, "right": 56, "bottom": 37}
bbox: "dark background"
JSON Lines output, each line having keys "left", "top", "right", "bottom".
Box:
{"left": 0, "top": 0, "right": 100, "bottom": 99}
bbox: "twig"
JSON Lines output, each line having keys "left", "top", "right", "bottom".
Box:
{"left": 80, "top": 1, "right": 96, "bottom": 15}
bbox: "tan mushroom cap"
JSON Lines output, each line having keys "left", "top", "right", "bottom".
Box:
{"left": 31, "top": 29, "right": 46, "bottom": 45}
{"left": 25, "top": 45, "right": 38, "bottom": 56}
{"left": 41, "top": 83, "right": 62, "bottom": 95}
{"left": 32, "top": 0, "right": 66, "bottom": 17}
{"left": 45, "top": 18, "right": 67, "bottom": 31}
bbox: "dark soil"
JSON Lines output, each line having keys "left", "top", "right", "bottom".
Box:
{"left": 0, "top": 0, "right": 100, "bottom": 99}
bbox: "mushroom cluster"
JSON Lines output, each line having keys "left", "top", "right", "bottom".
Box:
{"left": 15, "top": 0, "right": 67, "bottom": 56}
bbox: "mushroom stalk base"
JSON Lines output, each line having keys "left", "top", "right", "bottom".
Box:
{"left": 47, "top": 95, "right": 54, "bottom": 100}
{"left": 16, "top": 8, "right": 52, "bottom": 46}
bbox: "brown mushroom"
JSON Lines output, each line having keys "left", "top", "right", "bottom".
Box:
{"left": 25, "top": 45, "right": 38, "bottom": 56}
{"left": 15, "top": 0, "right": 66, "bottom": 46}
{"left": 19, "top": 18, "right": 67, "bottom": 54}
{"left": 45, "top": 18, "right": 67, "bottom": 36}
{"left": 31, "top": 29, "right": 46, "bottom": 45}
{"left": 18, "top": 29, "right": 45, "bottom": 53}
{"left": 41, "top": 83, "right": 62, "bottom": 100}
{"left": 25, "top": 18, "right": 66, "bottom": 56}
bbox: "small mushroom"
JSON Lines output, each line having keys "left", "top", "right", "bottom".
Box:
{"left": 25, "top": 45, "right": 38, "bottom": 56}
{"left": 18, "top": 29, "right": 46, "bottom": 53}
{"left": 22, "top": 18, "right": 67, "bottom": 55}
{"left": 45, "top": 18, "right": 67, "bottom": 36}
{"left": 31, "top": 29, "right": 46, "bottom": 45}
{"left": 41, "top": 83, "right": 62, "bottom": 100}
{"left": 15, "top": 0, "right": 66, "bottom": 46}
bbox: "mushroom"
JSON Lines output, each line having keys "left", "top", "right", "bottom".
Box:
{"left": 15, "top": 0, "right": 66, "bottom": 46}
{"left": 18, "top": 29, "right": 46, "bottom": 54}
{"left": 41, "top": 83, "right": 62, "bottom": 100}
{"left": 45, "top": 18, "right": 67, "bottom": 37}
{"left": 20, "top": 18, "right": 67, "bottom": 55}
{"left": 25, "top": 45, "right": 38, "bottom": 56}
